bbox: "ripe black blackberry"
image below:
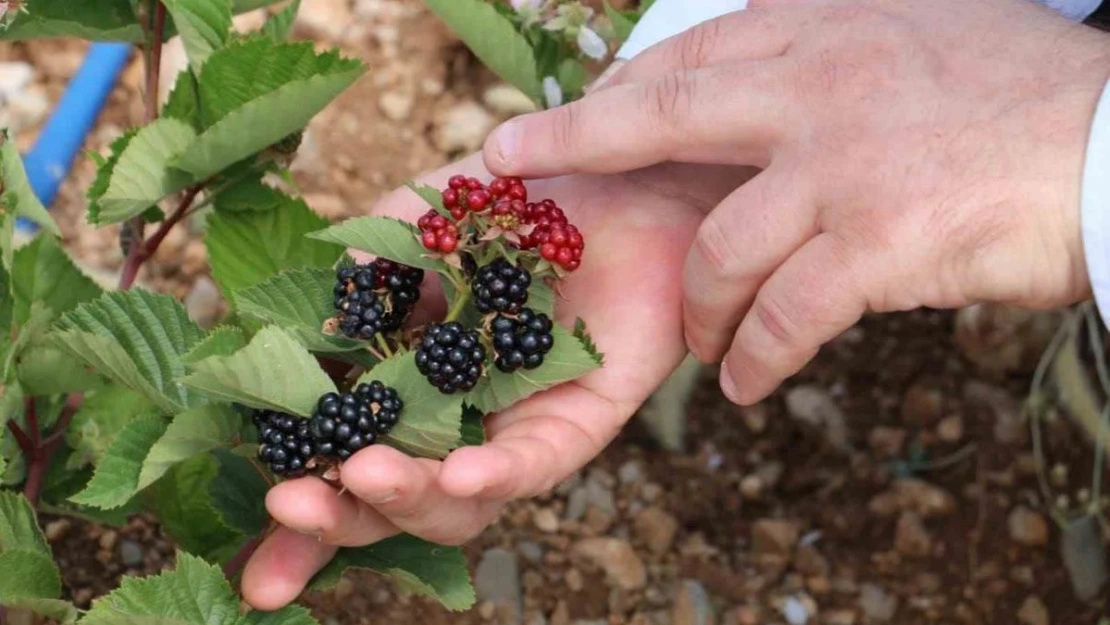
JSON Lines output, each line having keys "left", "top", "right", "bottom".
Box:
{"left": 491, "top": 308, "right": 555, "bottom": 373}
{"left": 371, "top": 259, "right": 425, "bottom": 332}
{"left": 254, "top": 409, "right": 316, "bottom": 478}
{"left": 415, "top": 322, "right": 487, "bottom": 394}
{"left": 473, "top": 258, "right": 531, "bottom": 315}
{"left": 333, "top": 264, "right": 386, "bottom": 340}
{"left": 310, "top": 384, "right": 402, "bottom": 461}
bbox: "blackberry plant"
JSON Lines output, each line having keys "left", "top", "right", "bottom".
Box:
{"left": 0, "top": 0, "right": 631, "bottom": 621}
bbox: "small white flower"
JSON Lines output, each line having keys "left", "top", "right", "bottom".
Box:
{"left": 510, "top": 0, "right": 543, "bottom": 12}
{"left": 576, "top": 25, "right": 608, "bottom": 60}
{"left": 543, "top": 76, "right": 564, "bottom": 109}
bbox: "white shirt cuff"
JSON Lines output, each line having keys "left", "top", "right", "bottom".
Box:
{"left": 1037, "top": 0, "right": 1103, "bottom": 21}
{"left": 616, "top": 0, "right": 748, "bottom": 61}
{"left": 1082, "top": 78, "right": 1110, "bottom": 325}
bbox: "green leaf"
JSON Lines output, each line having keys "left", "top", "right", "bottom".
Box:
{"left": 573, "top": 317, "right": 604, "bottom": 366}
{"left": 1, "top": 130, "right": 60, "bottom": 236}
{"left": 174, "top": 38, "right": 365, "bottom": 178}
{"left": 422, "top": 0, "right": 542, "bottom": 102}
{"left": 261, "top": 0, "right": 300, "bottom": 39}
{"left": 0, "top": 0, "right": 141, "bottom": 40}
{"left": 147, "top": 456, "right": 244, "bottom": 563}
{"left": 405, "top": 181, "right": 451, "bottom": 220}
{"left": 10, "top": 234, "right": 102, "bottom": 325}
{"left": 180, "top": 325, "right": 336, "bottom": 416}
{"left": 66, "top": 385, "right": 158, "bottom": 471}
{"left": 70, "top": 413, "right": 168, "bottom": 510}
{"left": 164, "top": 0, "right": 232, "bottom": 73}
{"left": 556, "top": 58, "right": 588, "bottom": 97}
{"left": 138, "top": 404, "right": 243, "bottom": 490}
{"left": 310, "top": 534, "right": 475, "bottom": 611}
{"left": 209, "top": 449, "right": 269, "bottom": 536}
{"left": 308, "top": 217, "right": 450, "bottom": 273}
{"left": 17, "top": 345, "right": 104, "bottom": 396}
{"left": 0, "top": 550, "right": 62, "bottom": 602}
{"left": 459, "top": 404, "right": 485, "bottom": 446}
{"left": 235, "top": 267, "right": 364, "bottom": 353}
{"left": 467, "top": 325, "right": 601, "bottom": 413}
{"left": 603, "top": 0, "right": 637, "bottom": 43}
{"left": 359, "top": 353, "right": 464, "bottom": 459}
{"left": 53, "top": 290, "right": 207, "bottom": 413}
{"left": 89, "top": 118, "right": 199, "bottom": 225}
{"left": 206, "top": 192, "right": 343, "bottom": 299}
{"left": 162, "top": 71, "right": 202, "bottom": 131}
{"left": 86, "top": 128, "right": 140, "bottom": 224}
{"left": 182, "top": 326, "right": 249, "bottom": 364}
{"left": 528, "top": 279, "right": 555, "bottom": 318}
{"left": 81, "top": 552, "right": 318, "bottom": 625}
{"left": 212, "top": 176, "right": 289, "bottom": 213}
{"left": 0, "top": 490, "right": 50, "bottom": 554}
{"left": 4, "top": 302, "right": 54, "bottom": 381}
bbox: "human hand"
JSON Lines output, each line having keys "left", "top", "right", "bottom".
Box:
{"left": 240, "top": 154, "right": 747, "bottom": 610}
{"left": 482, "top": 0, "right": 1110, "bottom": 405}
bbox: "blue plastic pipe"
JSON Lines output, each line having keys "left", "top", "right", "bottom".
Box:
{"left": 17, "top": 42, "right": 132, "bottom": 231}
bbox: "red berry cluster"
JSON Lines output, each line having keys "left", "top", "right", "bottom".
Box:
{"left": 418, "top": 175, "right": 585, "bottom": 272}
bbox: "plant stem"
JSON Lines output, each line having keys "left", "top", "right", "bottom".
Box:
{"left": 445, "top": 288, "right": 471, "bottom": 323}
{"left": 118, "top": 184, "right": 204, "bottom": 290}
{"left": 23, "top": 396, "right": 39, "bottom": 445}
{"left": 22, "top": 394, "right": 83, "bottom": 506}
{"left": 374, "top": 334, "right": 395, "bottom": 359}
{"left": 144, "top": 0, "right": 166, "bottom": 124}
{"left": 6, "top": 420, "right": 32, "bottom": 454}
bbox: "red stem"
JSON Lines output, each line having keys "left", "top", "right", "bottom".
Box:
{"left": 118, "top": 184, "right": 203, "bottom": 290}
{"left": 144, "top": 1, "right": 166, "bottom": 124}
{"left": 22, "top": 394, "right": 83, "bottom": 506}
{"left": 6, "top": 420, "right": 33, "bottom": 454}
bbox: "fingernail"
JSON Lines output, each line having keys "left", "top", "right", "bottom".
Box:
{"left": 719, "top": 359, "right": 741, "bottom": 403}
{"left": 585, "top": 60, "right": 625, "bottom": 93}
{"left": 488, "top": 119, "right": 523, "bottom": 172}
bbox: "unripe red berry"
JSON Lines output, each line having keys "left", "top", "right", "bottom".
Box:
{"left": 438, "top": 233, "right": 458, "bottom": 253}
{"left": 465, "top": 177, "right": 483, "bottom": 190}
{"left": 466, "top": 189, "right": 491, "bottom": 211}
{"left": 422, "top": 231, "right": 438, "bottom": 250}
{"left": 448, "top": 175, "right": 467, "bottom": 190}
{"left": 442, "top": 188, "right": 458, "bottom": 208}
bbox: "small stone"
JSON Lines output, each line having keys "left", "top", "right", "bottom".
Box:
{"left": 781, "top": 595, "right": 809, "bottom": 625}
{"left": 434, "top": 101, "right": 496, "bottom": 153}
{"left": 867, "top": 426, "right": 907, "bottom": 457}
{"left": 119, "top": 540, "right": 144, "bottom": 567}
{"left": 378, "top": 91, "right": 415, "bottom": 122}
{"left": 583, "top": 506, "right": 615, "bottom": 534}
{"left": 44, "top": 519, "right": 71, "bottom": 542}
{"left": 304, "top": 193, "right": 348, "bottom": 219}
{"left": 476, "top": 549, "right": 523, "bottom": 625}
{"left": 572, "top": 538, "right": 647, "bottom": 590}
{"left": 901, "top": 380, "right": 945, "bottom": 426}
{"left": 869, "top": 479, "right": 956, "bottom": 519}
{"left": 858, "top": 584, "right": 898, "bottom": 622}
{"left": 823, "top": 609, "right": 857, "bottom": 625}
{"left": 99, "top": 530, "right": 119, "bottom": 550}
{"left": 619, "top": 460, "right": 645, "bottom": 485}
{"left": 566, "top": 485, "right": 590, "bottom": 520}
{"left": 185, "top": 276, "right": 222, "bottom": 328}
{"left": 0, "top": 62, "right": 34, "bottom": 99}
{"left": 739, "top": 475, "right": 764, "bottom": 500}
{"left": 565, "top": 568, "right": 584, "bottom": 592}
{"left": 741, "top": 403, "right": 769, "bottom": 434}
{"left": 937, "top": 415, "right": 964, "bottom": 442}
{"left": 534, "top": 508, "right": 560, "bottom": 533}
{"left": 751, "top": 519, "right": 800, "bottom": 557}
{"left": 550, "top": 601, "right": 571, "bottom": 625}
{"left": 672, "top": 580, "right": 715, "bottom": 625}
{"left": 483, "top": 84, "right": 539, "bottom": 116}
{"left": 963, "top": 381, "right": 1027, "bottom": 445}
{"left": 731, "top": 607, "right": 760, "bottom": 625}
{"left": 793, "top": 546, "right": 829, "bottom": 577}
{"left": 893, "top": 512, "right": 932, "bottom": 557}
{"left": 784, "top": 385, "right": 849, "bottom": 450}
{"left": 1008, "top": 506, "right": 1050, "bottom": 547}
{"left": 641, "top": 482, "right": 664, "bottom": 502}
{"left": 519, "top": 540, "right": 544, "bottom": 563}
{"left": 1016, "top": 596, "right": 1049, "bottom": 625}
{"left": 634, "top": 507, "right": 679, "bottom": 555}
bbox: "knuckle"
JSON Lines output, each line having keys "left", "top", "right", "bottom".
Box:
{"left": 692, "top": 214, "right": 742, "bottom": 278}
{"left": 646, "top": 72, "right": 693, "bottom": 138}
{"left": 551, "top": 103, "right": 581, "bottom": 154}
{"left": 677, "top": 18, "right": 719, "bottom": 69}
{"left": 749, "top": 293, "right": 801, "bottom": 351}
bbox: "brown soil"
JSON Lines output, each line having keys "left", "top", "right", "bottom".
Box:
{"left": 6, "top": 2, "right": 1110, "bottom": 624}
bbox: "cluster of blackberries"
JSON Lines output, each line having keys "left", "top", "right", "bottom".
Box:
{"left": 416, "top": 322, "right": 487, "bottom": 394}
{"left": 254, "top": 382, "right": 404, "bottom": 478}
{"left": 333, "top": 259, "right": 424, "bottom": 340}
{"left": 473, "top": 258, "right": 531, "bottom": 315}
{"left": 491, "top": 309, "right": 555, "bottom": 372}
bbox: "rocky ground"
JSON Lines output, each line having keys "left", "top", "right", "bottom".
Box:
{"left": 3, "top": 1, "right": 1110, "bottom": 624}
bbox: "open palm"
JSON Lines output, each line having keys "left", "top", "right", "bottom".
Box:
{"left": 241, "top": 154, "right": 745, "bottom": 610}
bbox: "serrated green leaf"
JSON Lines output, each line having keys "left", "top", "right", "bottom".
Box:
{"left": 359, "top": 352, "right": 463, "bottom": 459}
{"left": 162, "top": 71, "right": 202, "bottom": 130}
{"left": 4, "top": 302, "right": 53, "bottom": 381}
{"left": 86, "top": 128, "right": 140, "bottom": 224}
{"left": 206, "top": 192, "right": 343, "bottom": 300}
{"left": 0, "top": 0, "right": 141, "bottom": 40}
{"left": 308, "top": 217, "right": 450, "bottom": 273}
{"left": 233, "top": 0, "right": 286, "bottom": 10}
{"left": 236, "top": 267, "right": 364, "bottom": 353}
{"left": 92, "top": 118, "right": 200, "bottom": 224}
{"left": 66, "top": 385, "right": 158, "bottom": 471}
{"left": 309, "top": 534, "right": 475, "bottom": 611}
{"left": 603, "top": 0, "right": 638, "bottom": 43}
{"left": 1, "top": 130, "right": 60, "bottom": 236}
{"left": 180, "top": 325, "right": 336, "bottom": 416}
{"left": 11, "top": 235, "right": 102, "bottom": 325}
{"left": 422, "top": 0, "right": 542, "bottom": 102}
{"left": 138, "top": 404, "right": 243, "bottom": 490}
{"left": 17, "top": 345, "right": 104, "bottom": 396}
{"left": 467, "top": 325, "right": 600, "bottom": 413}
{"left": 0, "top": 490, "right": 49, "bottom": 554}
{"left": 82, "top": 552, "right": 318, "bottom": 625}
{"left": 573, "top": 317, "right": 604, "bottom": 366}
{"left": 528, "top": 279, "right": 555, "bottom": 317}
{"left": 164, "top": 0, "right": 232, "bottom": 73}
{"left": 0, "top": 549, "right": 62, "bottom": 601}
{"left": 174, "top": 38, "right": 365, "bottom": 177}
{"left": 212, "top": 176, "right": 288, "bottom": 213}
{"left": 147, "top": 455, "right": 244, "bottom": 563}
{"left": 405, "top": 181, "right": 451, "bottom": 220}
{"left": 53, "top": 291, "right": 207, "bottom": 413}
{"left": 261, "top": 0, "right": 300, "bottom": 39}
{"left": 182, "top": 326, "right": 248, "bottom": 364}
{"left": 209, "top": 449, "right": 269, "bottom": 536}
{"left": 70, "top": 413, "right": 169, "bottom": 510}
